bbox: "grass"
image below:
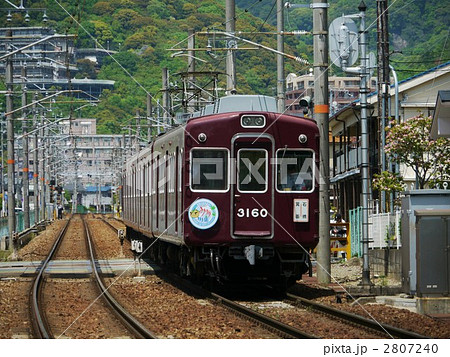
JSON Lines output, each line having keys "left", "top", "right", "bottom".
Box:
{"left": 0, "top": 250, "right": 11, "bottom": 261}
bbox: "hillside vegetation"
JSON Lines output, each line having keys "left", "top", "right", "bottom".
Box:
{"left": 238, "top": 0, "right": 449, "bottom": 76}
{"left": 1, "top": 0, "right": 448, "bottom": 134}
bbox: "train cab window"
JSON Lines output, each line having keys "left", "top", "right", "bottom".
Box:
{"left": 276, "top": 149, "right": 314, "bottom": 192}
{"left": 237, "top": 149, "right": 268, "bottom": 193}
{"left": 190, "top": 148, "right": 229, "bottom": 191}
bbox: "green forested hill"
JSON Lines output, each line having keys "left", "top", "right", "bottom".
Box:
{"left": 1, "top": 0, "right": 448, "bottom": 134}
{"left": 237, "top": 0, "right": 449, "bottom": 77}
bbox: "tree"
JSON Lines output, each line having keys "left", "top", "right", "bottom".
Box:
{"left": 92, "top": 2, "right": 114, "bottom": 15}
{"left": 76, "top": 59, "right": 97, "bottom": 79}
{"left": 93, "top": 21, "right": 114, "bottom": 46}
{"left": 384, "top": 114, "right": 450, "bottom": 189}
{"left": 372, "top": 171, "right": 404, "bottom": 211}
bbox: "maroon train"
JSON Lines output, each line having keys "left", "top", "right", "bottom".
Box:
{"left": 122, "top": 95, "right": 319, "bottom": 287}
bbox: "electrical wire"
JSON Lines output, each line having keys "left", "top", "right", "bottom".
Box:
{"left": 252, "top": 0, "right": 277, "bottom": 38}
{"left": 391, "top": 59, "right": 450, "bottom": 64}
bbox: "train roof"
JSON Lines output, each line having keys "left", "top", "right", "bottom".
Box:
{"left": 190, "top": 95, "right": 278, "bottom": 118}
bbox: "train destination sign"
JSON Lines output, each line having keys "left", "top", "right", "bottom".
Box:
{"left": 293, "top": 199, "right": 309, "bottom": 222}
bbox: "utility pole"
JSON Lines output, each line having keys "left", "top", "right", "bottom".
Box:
{"left": 225, "top": 0, "right": 236, "bottom": 94}
{"left": 313, "top": 0, "right": 331, "bottom": 284}
{"left": 6, "top": 28, "right": 17, "bottom": 254}
{"left": 21, "top": 64, "right": 30, "bottom": 229}
{"left": 277, "top": 0, "right": 285, "bottom": 113}
{"left": 377, "top": 0, "right": 389, "bottom": 212}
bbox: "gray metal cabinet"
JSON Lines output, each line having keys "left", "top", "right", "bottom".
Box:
{"left": 401, "top": 190, "right": 450, "bottom": 296}
{"left": 416, "top": 211, "right": 450, "bottom": 297}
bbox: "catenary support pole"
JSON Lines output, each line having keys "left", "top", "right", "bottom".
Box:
{"left": 6, "top": 28, "right": 16, "bottom": 254}
{"left": 22, "top": 65, "right": 30, "bottom": 229}
{"left": 225, "top": 0, "right": 236, "bottom": 93}
{"left": 277, "top": 0, "right": 285, "bottom": 113}
{"left": 32, "top": 93, "right": 39, "bottom": 223}
{"left": 147, "top": 94, "right": 152, "bottom": 142}
{"left": 162, "top": 68, "right": 170, "bottom": 127}
{"left": 377, "top": 0, "right": 389, "bottom": 212}
{"left": 187, "top": 28, "right": 196, "bottom": 111}
{"left": 135, "top": 110, "right": 140, "bottom": 153}
{"left": 358, "top": 1, "right": 372, "bottom": 286}
{"left": 313, "top": 0, "right": 331, "bottom": 284}
{"left": 44, "top": 125, "right": 50, "bottom": 220}
{"left": 39, "top": 114, "right": 45, "bottom": 220}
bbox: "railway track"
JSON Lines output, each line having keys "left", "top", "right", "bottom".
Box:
{"left": 29, "top": 215, "right": 156, "bottom": 339}
{"left": 211, "top": 292, "right": 316, "bottom": 338}
{"left": 286, "top": 293, "right": 429, "bottom": 339}
{"left": 160, "top": 273, "right": 315, "bottom": 338}
{"left": 83, "top": 217, "right": 157, "bottom": 338}
{"left": 85, "top": 215, "right": 431, "bottom": 339}
{"left": 100, "top": 216, "right": 122, "bottom": 234}
{"left": 29, "top": 219, "right": 70, "bottom": 338}
{"left": 163, "top": 271, "right": 435, "bottom": 339}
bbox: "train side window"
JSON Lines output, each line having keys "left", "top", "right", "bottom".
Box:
{"left": 237, "top": 149, "right": 268, "bottom": 193}
{"left": 178, "top": 148, "right": 183, "bottom": 193}
{"left": 159, "top": 154, "right": 165, "bottom": 194}
{"left": 155, "top": 155, "right": 159, "bottom": 229}
{"left": 190, "top": 148, "right": 229, "bottom": 192}
{"left": 168, "top": 154, "right": 175, "bottom": 193}
{"left": 276, "top": 149, "right": 314, "bottom": 193}
{"left": 152, "top": 156, "right": 157, "bottom": 195}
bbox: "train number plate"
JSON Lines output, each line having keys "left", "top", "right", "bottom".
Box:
{"left": 236, "top": 208, "right": 268, "bottom": 218}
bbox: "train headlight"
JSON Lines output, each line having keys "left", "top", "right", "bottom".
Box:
{"left": 198, "top": 133, "right": 207, "bottom": 143}
{"left": 298, "top": 134, "right": 308, "bottom": 144}
{"left": 241, "top": 115, "right": 266, "bottom": 128}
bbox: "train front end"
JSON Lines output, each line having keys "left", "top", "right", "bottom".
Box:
{"left": 183, "top": 95, "right": 319, "bottom": 287}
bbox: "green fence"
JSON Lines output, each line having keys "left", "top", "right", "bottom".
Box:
{"left": 0, "top": 211, "right": 37, "bottom": 240}
{"left": 349, "top": 207, "right": 362, "bottom": 257}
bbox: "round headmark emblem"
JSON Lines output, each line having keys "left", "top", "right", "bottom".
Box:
{"left": 188, "top": 198, "right": 219, "bottom": 230}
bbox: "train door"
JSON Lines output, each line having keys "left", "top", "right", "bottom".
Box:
{"left": 231, "top": 134, "right": 274, "bottom": 238}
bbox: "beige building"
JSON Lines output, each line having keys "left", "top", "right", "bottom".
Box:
{"left": 55, "top": 118, "right": 135, "bottom": 210}
{"left": 329, "top": 62, "right": 450, "bottom": 216}
{"left": 285, "top": 72, "right": 376, "bottom": 116}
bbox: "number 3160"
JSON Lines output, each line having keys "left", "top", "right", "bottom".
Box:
{"left": 237, "top": 208, "right": 268, "bottom": 218}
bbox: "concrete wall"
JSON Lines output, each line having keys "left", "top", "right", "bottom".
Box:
{"left": 369, "top": 248, "right": 402, "bottom": 280}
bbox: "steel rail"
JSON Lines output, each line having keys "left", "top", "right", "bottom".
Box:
{"left": 30, "top": 218, "right": 71, "bottom": 339}
{"left": 83, "top": 217, "right": 157, "bottom": 339}
{"left": 100, "top": 216, "right": 120, "bottom": 234}
{"left": 286, "top": 293, "right": 429, "bottom": 339}
{"left": 161, "top": 271, "right": 315, "bottom": 338}
{"left": 210, "top": 292, "right": 316, "bottom": 338}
